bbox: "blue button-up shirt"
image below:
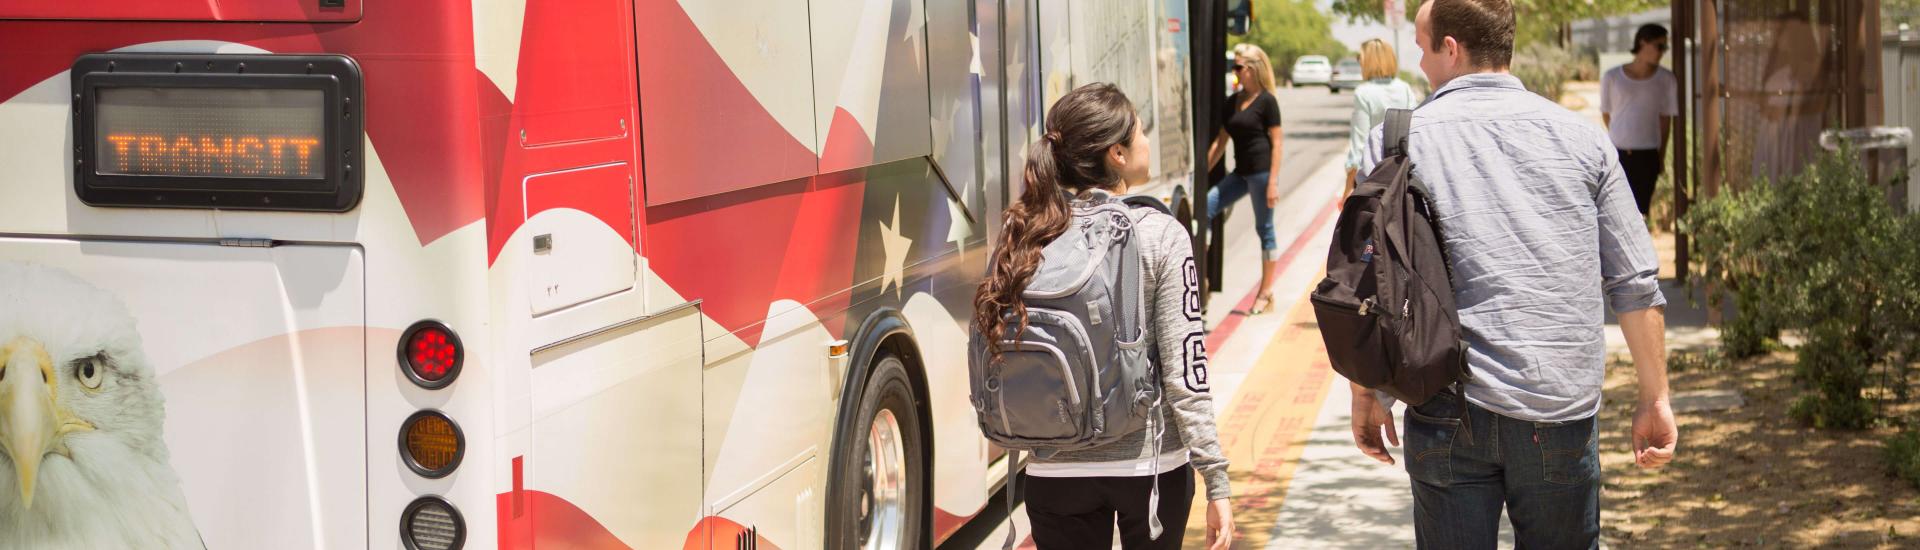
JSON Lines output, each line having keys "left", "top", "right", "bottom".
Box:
{"left": 1360, "top": 73, "right": 1665, "bottom": 422}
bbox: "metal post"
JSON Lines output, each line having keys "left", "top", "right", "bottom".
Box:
{"left": 1192, "top": 0, "right": 1224, "bottom": 311}
{"left": 1700, "top": 0, "right": 1723, "bottom": 326}
{"left": 1673, "top": 0, "right": 1692, "bottom": 283}
{"left": 1205, "top": 0, "right": 1228, "bottom": 308}
{"left": 1700, "top": 0, "right": 1721, "bottom": 201}
{"left": 1388, "top": 0, "right": 1403, "bottom": 69}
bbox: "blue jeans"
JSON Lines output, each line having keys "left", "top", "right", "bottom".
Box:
{"left": 1206, "top": 171, "right": 1279, "bottom": 260}
{"left": 1403, "top": 388, "right": 1601, "bottom": 550}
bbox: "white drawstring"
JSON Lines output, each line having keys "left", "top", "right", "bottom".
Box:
{"left": 1002, "top": 450, "right": 1021, "bottom": 550}
{"left": 1146, "top": 395, "right": 1166, "bottom": 540}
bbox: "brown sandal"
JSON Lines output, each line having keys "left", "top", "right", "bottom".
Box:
{"left": 1249, "top": 292, "right": 1276, "bottom": 315}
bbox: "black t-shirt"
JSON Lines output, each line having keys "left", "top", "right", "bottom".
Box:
{"left": 1220, "top": 91, "right": 1282, "bottom": 175}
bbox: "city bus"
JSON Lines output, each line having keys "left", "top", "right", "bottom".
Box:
{"left": 0, "top": 0, "right": 1210, "bottom": 548}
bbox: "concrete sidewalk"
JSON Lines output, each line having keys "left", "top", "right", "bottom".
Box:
{"left": 1250, "top": 79, "right": 1708, "bottom": 549}
{"left": 1263, "top": 372, "right": 1419, "bottom": 548}
{"left": 1257, "top": 342, "right": 1520, "bottom": 548}
{"left": 960, "top": 81, "right": 1713, "bottom": 549}
{"left": 1264, "top": 280, "right": 1712, "bottom": 550}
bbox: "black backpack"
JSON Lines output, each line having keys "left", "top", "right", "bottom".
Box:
{"left": 1311, "top": 108, "right": 1470, "bottom": 406}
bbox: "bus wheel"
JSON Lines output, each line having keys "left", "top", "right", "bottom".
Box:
{"left": 828, "top": 353, "right": 926, "bottom": 550}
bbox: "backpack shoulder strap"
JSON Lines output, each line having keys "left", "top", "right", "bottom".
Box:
{"left": 1382, "top": 108, "right": 1413, "bottom": 158}
{"left": 1119, "top": 194, "right": 1172, "bottom": 216}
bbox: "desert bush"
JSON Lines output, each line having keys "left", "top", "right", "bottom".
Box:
{"left": 1885, "top": 427, "right": 1920, "bottom": 489}
{"left": 1685, "top": 148, "right": 1920, "bottom": 429}
{"left": 1511, "top": 43, "right": 1580, "bottom": 101}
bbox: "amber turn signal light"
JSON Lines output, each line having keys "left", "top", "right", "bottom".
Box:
{"left": 400, "top": 410, "right": 463, "bottom": 479}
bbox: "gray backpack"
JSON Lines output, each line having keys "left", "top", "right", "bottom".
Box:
{"left": 969, "top": 193, "right": 1171, "bottom": 546}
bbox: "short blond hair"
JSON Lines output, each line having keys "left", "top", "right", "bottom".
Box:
{"left": 1232, "top": 43, "right": 1276, "bottom": 94}
{"left": 1360, "top": 39, "right": 1398, "bottom": 80}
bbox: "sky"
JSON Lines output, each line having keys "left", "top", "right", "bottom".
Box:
{"left": 1323, "top": 0, "right": 1426, "bottom": 75}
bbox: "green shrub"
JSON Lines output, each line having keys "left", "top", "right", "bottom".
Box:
{"left": 1570, "top": 48, "right": 1600, "bottom": 81}
{"left": 1790, "top": 394, "right": 1877, "bottom": 430}
{"left": 1717, "top": 311, "right": 1777, "bottom": 359}
{"left": 1398, "top": 70, "right": 1431, "bottom": 99}
{"left": 1669, "top": 348, "right": 1728, "bottom": 373}
{"left": 1511, "top": 43, "right": 1580, "bottom": 101}
{"left": 1886, "top": 427, "right": 1920, "bottom": 489}
{"left": 1686, "top": 148, "right": 1920, "bottom": 429}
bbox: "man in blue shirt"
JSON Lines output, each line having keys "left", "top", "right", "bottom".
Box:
{"left": 1348, "top": 1, "right": 1680, "bottom": 547}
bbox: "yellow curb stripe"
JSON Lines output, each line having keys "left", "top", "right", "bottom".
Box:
{"left": 1184, "top": 286, "right": 1337, "bottom": 547}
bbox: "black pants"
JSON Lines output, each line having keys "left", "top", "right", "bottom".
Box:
{"left": 1023, "top": 465, "right": 1195, "bottom": 550}
{"left": 1616, "top": 148, "right": 1663, "bottom": 216}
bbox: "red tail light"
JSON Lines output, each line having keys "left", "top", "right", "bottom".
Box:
{"left": 399, "top": 320, "right": 462, "bottom": 389}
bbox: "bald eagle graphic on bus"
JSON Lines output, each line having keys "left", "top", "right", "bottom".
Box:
{"left": 0, "top": 261, "right": 200, "bottom": 549}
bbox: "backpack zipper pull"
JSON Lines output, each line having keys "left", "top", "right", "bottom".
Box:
{"left": 1358, "top": 297, "right": 1375, "bottom": 316}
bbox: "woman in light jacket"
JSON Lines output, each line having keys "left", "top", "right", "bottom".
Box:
{"left": 1344, "top": 38, "right": 1421, "bottom": 200}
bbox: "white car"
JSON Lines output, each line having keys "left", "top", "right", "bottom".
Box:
{"left": 1290, "top": 55, "right": 1331, "bottom": 87}
{"left": 1329, "top": 58, "right": 1364, "bottom": 93}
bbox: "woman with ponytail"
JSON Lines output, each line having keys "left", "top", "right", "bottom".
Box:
{"left": 974, "top": 83, "right": 1234, "bottom": 550}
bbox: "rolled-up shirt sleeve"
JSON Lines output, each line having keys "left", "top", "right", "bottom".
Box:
{"left": 1594, "top": 146, "right": 1667, "bottom": 313}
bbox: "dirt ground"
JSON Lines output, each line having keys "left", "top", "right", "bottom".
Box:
{"left": 1598, "top": 349, "right": 1920, "bottom": 548}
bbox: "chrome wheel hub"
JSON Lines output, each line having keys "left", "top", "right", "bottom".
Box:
{"left": 858, "top": 408, "right": 907, "bottom": 550}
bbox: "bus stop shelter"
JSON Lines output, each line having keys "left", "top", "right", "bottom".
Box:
{"left": 1668, "top": 0, "right": 1917, "bottom": 278}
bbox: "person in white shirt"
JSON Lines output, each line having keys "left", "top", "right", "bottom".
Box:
{"left": 1344, "top": 38, "right": 1421, "bottom": 202}
{"left": 1600, "top": 23, "right": 1678, "bottom": 217}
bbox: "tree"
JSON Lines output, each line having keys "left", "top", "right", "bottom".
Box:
{"left": 1335, "top": 0, "right": 1661, "bottom": 24}
{"left": 1329, "top": 0, "right": 1418, "bottom": 26}
{"left": 1889, "top": 0, "right": 1920, "bottom": 33}
{"left": 1330, "top": 0, "right": 1666, "bottom": 45}
{"left": 1233, "top": 0, "right": 1353, "bottom": 80}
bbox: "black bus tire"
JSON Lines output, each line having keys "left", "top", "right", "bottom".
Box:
{"left": 825, "top": 352, "right": 927, "bottom": 549}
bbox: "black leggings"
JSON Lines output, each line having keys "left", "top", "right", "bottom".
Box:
{"left": 1617, "top": 148, "right": 1663, "bottom": 216}
{"left": 1023, "top": 465, "right": 1196, "bottom": 550}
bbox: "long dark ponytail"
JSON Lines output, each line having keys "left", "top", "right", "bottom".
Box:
{"left": 973, "top": 83, "right": 1139, "bottom": 358}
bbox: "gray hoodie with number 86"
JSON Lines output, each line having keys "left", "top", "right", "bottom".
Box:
{"left": 1024, "top": 199, "right": 1232, "bottom": 502}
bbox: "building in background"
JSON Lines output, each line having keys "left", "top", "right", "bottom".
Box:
{"left": 1668, "top": 0, "right": 1918, "bottom": 275}
{"left": 1883, "top": 29, "right": 1919, "bottom": 209}
{"left": 1573, "top": 7, "right": 1674, "bottom": 71}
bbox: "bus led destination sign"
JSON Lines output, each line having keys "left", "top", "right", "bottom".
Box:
{"left": 71, "top": 53, "right": 363, "bottom": 211}
{"left": 93, "top": 87, "right": 327, "bottom": 180}
{"left": 102, "top": 133, "right": 321, "bottom": 178}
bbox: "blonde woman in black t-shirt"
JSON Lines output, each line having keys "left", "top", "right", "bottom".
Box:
{"left": 1205, "top": 43, "right": 1285, "bottom": 314}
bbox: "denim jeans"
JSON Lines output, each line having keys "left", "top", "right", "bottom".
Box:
{"left": 1403, "top": 388, "right": 1601, "bottom": 550}
{"left": 1205, "top": 171, "right": 1279, "bottom": 260}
